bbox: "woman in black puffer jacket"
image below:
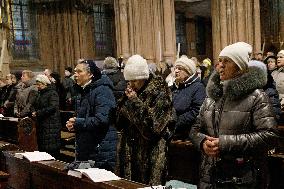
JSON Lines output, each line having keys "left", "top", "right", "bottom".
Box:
{"left": 32, "top": 74, "right": 61, "bottom": 158}
{"left": 190, "top": 42, "right": 278, "bottom": 189}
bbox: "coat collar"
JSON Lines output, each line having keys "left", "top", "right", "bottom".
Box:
{"left": 206, "top": 66, "right": 267, "bottom": 101}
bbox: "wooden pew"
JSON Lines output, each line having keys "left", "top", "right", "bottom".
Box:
{"left": 167, "top": 140, "right": 200, "bottom": 185}
{"left": 1, "top": 151, "right": 147, "bottom": 189}
{"left": 0, "top": 117, "right": 37, "bottom": 151}
{"left": 0, "top": 171, "right": 9, "bottom": 189}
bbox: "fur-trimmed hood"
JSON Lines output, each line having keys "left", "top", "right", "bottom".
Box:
{"left": 206, "top": 66, "right": 267, "bottom": 101}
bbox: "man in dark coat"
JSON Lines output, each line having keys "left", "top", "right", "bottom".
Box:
{"left": 66, "top": 60, "right": 116, "bottom": 162}
{"left": 172, "top": 55, "right": 206, "bottom": 140}
{"left": 190, "top": 42, "right": 278, "bottom": 189}
{"left": 116, "top": 55, "right": 176, "bottom": 185}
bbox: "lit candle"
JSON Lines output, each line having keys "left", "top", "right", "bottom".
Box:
{"left": 158, "top": 31, "right": 162, "bottom": 62}
{"left": 177, "top": 43, "right": 180, "bottom": 59}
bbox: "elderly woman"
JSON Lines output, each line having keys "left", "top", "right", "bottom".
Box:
{"left": 116, "top": 54, "right": 176, "bottom": 185}
{"left": 172, "top": 55, "right": 206, "bottom": 140}
{"left": 190, "top": 42, "right": 278, "bottom": 189}
{"left": 272, "top": 50, "right": 284, "bottom": 108}
{"left": 32, "top": 74, "right": 61, "bottom": 158}
{"left": 264, "top": 55, "right": 277, "bottom": 73}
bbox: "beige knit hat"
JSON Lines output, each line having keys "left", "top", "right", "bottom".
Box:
{"left": 36, "top": 74, "right": 51, "bottom": 85}
{"left": 219, "top": 42, "right": 252, "bottom": 71}
{"left": 123, "top": 54, "right": 149, "bottom": 81}
{"left": 175, "top": 55, "right": 196, "bottom": 75}
{"left": 103, "top": 56, "right": 118, "bottom": 69}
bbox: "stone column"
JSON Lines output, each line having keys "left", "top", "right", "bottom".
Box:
{"left": 114, "top": 0, "right": 176, "bottom": 65}
{"left": 211, "top": 0, "right": 261, "bottom": 62}
{"left": 114, "top": 0, "right": 130, "bottom": 59}
{"left": 162, "top": 0, "right": 176, "bottom": 64}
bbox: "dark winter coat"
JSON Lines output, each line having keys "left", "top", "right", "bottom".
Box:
{"left": 264, "top": 72, "right": 282, "bottom": 123}
{"left": 94, "top": 125, "right": 118, "bottom": 171}
{"left": 272, "top": 67, "right": 284, "bottom": 106}
{"left": 102, "top": 69, "right": 127, "bottom": 100}
{"left": 34, "top": 85, "right": 61, "bottom": 154}
{"left": 74, "top": 75, "right": 116, "bottom": 161}
{"left": 116, "top": 74, "right": 176, "bottom": 185}
{"left": 172, "top": 74, "right": 206, "bottom": 140}
{"left": 62, "top": 76, "right": 75, "bottom": 100}
{"left": 190, "top": 67, "right": 278, "bottom": 189}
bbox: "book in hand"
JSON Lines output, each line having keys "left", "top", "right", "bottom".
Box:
{"left": 68, "top": 168, "right": 120, "bottom": 182}
{"left": 15, "top": 151, "right": 55, "bottom": 162}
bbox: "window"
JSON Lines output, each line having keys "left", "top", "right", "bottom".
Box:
{"left": 93, "top": 3, "right": 115, "bottom": 59}
{"left": 175, "top": 13, "right": 187, "bottom": 55}
{"left": 9, "top": 0, "right": 39, "bottom": 60}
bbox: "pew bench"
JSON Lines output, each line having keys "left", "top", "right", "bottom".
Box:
{"left": 0, "top": 171, "right": 9, "bottom": 189}
{"left": 167, "top": 140, "right": 200, "bottom": 185}
{"left": 1, "top": 151, "right": 147, "bottom": 189}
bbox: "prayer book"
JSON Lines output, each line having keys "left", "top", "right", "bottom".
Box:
{"left": 15, "top": 151, "right": 55, "bottom": 162}
{"left": 68, "top": 168, "right": 120, "bottom": 182}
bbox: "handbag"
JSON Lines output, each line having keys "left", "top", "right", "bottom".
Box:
{"left": 214, "top": 157, "right": 256, "bottom": 185}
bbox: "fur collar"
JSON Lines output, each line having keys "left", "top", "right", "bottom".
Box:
{"left": 206, "top": 66, "right": 267, "bottom": 101}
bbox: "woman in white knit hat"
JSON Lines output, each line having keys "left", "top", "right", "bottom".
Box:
{"left": 115, "top": 54, "right": 176, "bottom": 185}
{"left": 31, "top": 74, "right": 61, "bottom": 158}
{"left": 272, "top": 50, "right": 284, "bottom": 108}
{"left": 171, "top": 55, "right": 206, "bottom": 140}
{"left": 190, "top": 42, "right": 278, "bottom": 189}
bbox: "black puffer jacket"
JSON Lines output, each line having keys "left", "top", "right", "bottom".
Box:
{"left": 34, "top": 85, "right": 61, "bottom": 154}
{"left": 190, "top": 67, "right": 278, "bottom": 189}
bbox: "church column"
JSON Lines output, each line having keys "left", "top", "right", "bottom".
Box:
{"left": 162, "top": 0, "right": 176, "bottom": 64}
{"left": 114, "top": 0, "right": 130, "bottom": 59}
{"left": 211, "top": 0, "right": 261, "bottom": 63}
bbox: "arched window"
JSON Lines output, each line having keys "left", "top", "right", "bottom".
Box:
{"left": 9, "top": 0, "right": 39, "bottom": 60}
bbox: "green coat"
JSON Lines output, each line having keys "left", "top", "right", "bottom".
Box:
{"left": 115, "top": 75, "right": 175, "bottom": 185}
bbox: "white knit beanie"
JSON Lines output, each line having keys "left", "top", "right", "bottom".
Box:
{"left": 124, "top": 54, "right": 149, "bottom": 81}
{"left": 36, "top": 74, "right": 51, "bottom": 85}
{"left": 175, "top": 55, "right": 196, "bottom": 75}
{"left": 219, "top": 42, "right": 252, "bottom": 71}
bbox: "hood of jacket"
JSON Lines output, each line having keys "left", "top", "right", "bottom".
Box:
{"left": 206, "top": 66, "right": 267, "bottom": 101}
{"left": 83, "top": 75, "right": 114, "bottom": 94}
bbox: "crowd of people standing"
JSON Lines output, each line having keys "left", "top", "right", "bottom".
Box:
{"left": 0, "top": 41, "right": 282, "bottom": 188}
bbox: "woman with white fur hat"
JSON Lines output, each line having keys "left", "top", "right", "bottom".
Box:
{"left": 190, "top": 42, "right": 278, "bottom": 189}
{"left": 115, "top": 54, "right": 176, "bottom": 185}
{"left": 32, "top": 74, "right": 61, "bottom": 158}
{"left": 272, "top": 50, "right": 284, "bottom": 108}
